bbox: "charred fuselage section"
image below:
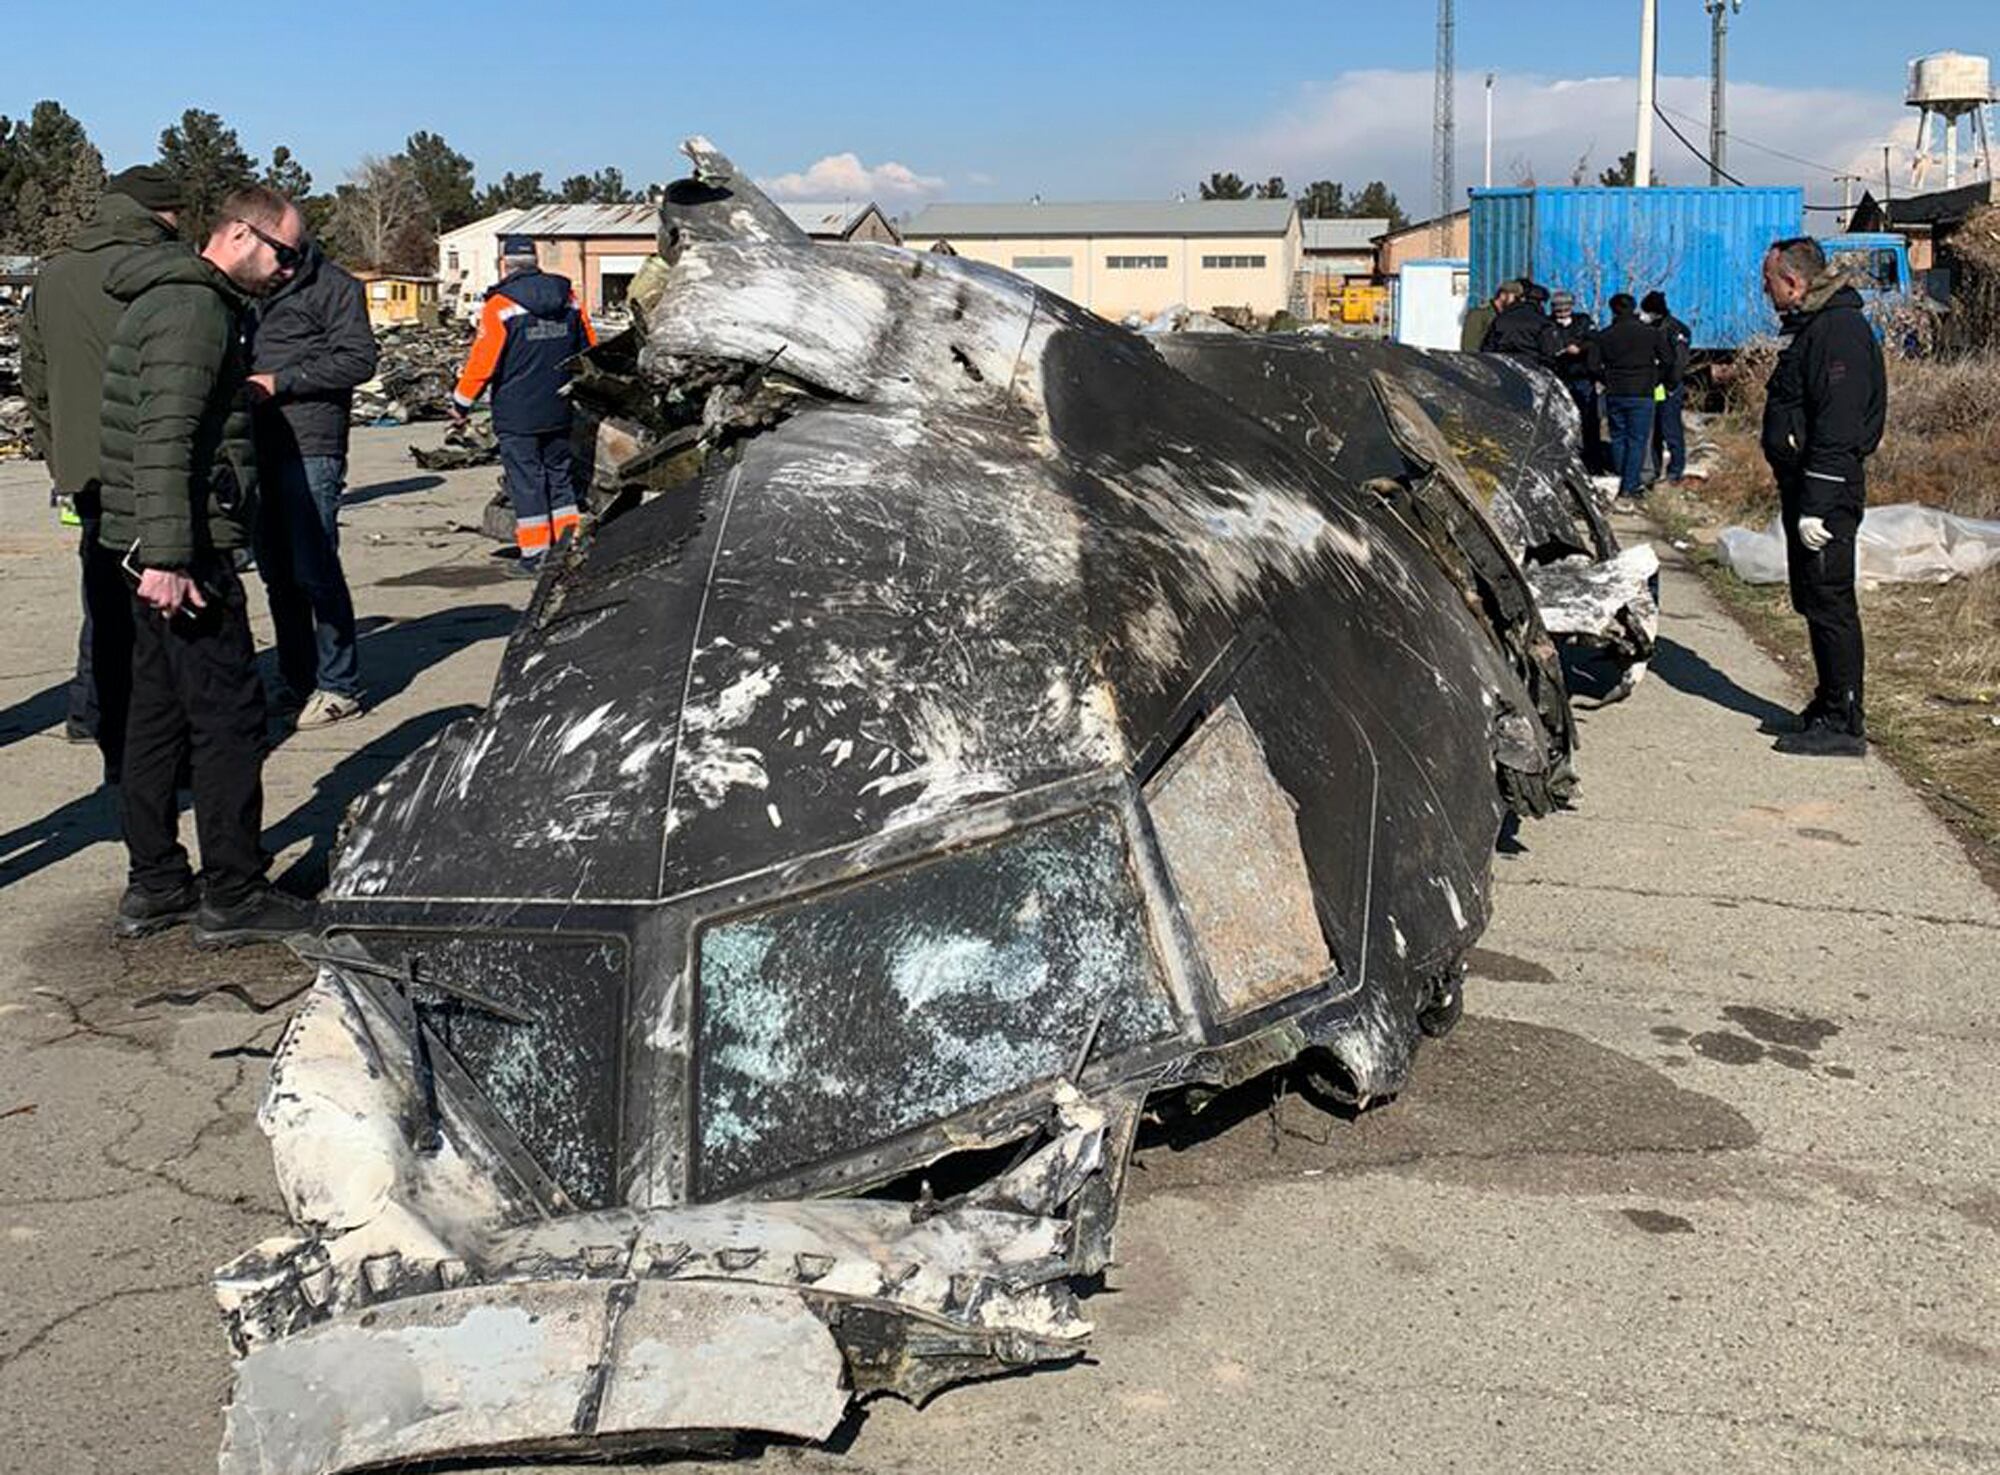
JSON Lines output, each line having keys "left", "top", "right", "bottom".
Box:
{"left": 218, "top": 139, "right": 1582, "bottom": 1472}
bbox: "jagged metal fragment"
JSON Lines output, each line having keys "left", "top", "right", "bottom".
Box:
{"left": 221, "top": 136, "right": 1583, "bottom": 1467}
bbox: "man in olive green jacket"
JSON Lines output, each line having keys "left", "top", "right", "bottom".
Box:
{"left": 97, "top": 184, "right": 318, "bottom": 948}
{"left": 19, "top": 165, "right": 183, "bottom": 764}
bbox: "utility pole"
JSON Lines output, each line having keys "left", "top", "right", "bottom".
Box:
{"left": 1635, "top": 0, "right": 1658, "bottom": 189}
{"left": 1484, "top": 72, "right": 1496, "bottom": 188}
{"left": 1434, "top": 0, "right": 1456, "bottom": 240}
{"left": 1704, "top": 0, "right": 1743, "bottom": 185}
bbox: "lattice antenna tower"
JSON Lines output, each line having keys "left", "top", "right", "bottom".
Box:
{"left": 1433, "top": 0, "right": 1455, "bottom": 243}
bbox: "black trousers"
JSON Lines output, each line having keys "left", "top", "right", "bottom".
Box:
{"left": 73, "top": 519, "right": 137, "bottom": 783}
{"left": 122, "top": 563, "right": 269, "bottom": 903}
{"left": 1779, "top": 474, "right": 1865, "bottom": 721}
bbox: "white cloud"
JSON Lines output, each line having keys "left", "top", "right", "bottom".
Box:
{"left": 757, "top": 152, "right": 945, "bottom": 203}
{"left": 1211, "top": 69, "right": 1919, "bottom": 211}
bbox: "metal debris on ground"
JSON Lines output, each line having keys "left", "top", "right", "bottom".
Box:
{"left": 409, "top": 416, "right": 499, "bottom": 471}
{"left": 218, "top": 136, "right": 1586, "bottom": 1472}
{"left": 0, "top": 298, "right": 36, "bottom": 460}
{"left": 353, "top": 321, "right": 473, "bottom": 425}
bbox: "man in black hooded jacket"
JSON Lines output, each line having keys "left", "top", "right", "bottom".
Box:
{"left": 248, "top": 238, "right": 378, "bottom": 727}
{"left": 1760, "top": 236, "right": 1886, "bottom": 757}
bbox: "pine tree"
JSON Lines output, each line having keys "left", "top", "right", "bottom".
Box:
{"left": 157, "top": 108, "right": 256, "bottom": 239}
{"left": 1199, "top": 171, "right": 1252, "bottom": 201}
{"left": 1348, "top": 181, "right": 1408, "bottom": 231}
{"left": 402, "top": 131, "right": 478, "bottom": 231}
{"left": 478, "top": 171, "right": 552, "bottom": 212}
{"left": 1299, "top": 180, "right": 1346, "bottom": 219}
{"left": 0, "top": 102, "right": 106, "bottom": 255}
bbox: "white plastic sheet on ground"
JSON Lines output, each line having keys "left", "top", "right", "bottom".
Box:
{"left": 1716, "top": 503, "right": 2000, "bottom": 585}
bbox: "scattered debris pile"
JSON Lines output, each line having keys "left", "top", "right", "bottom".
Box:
{"left": 218, "top": 137, "right": 1581, "bottom": 1472}
{"left": 0, "top": 298, "right": 35, "bottom": 460}
{"left": 353, "top": 321, "right": 471, "bottom": 425}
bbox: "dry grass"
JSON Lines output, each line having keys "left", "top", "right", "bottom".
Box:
{"left": 1667, "top": 353, "right": 2000, "bottom": 878}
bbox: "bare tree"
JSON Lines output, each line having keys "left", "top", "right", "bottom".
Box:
{"left": 329, "top": 154, "right": 429, "bottom": 271}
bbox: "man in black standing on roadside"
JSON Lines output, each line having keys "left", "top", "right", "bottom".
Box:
{"left": 248, "top": 233, "right": 379, "bottom": 728}
{"left": 1595, "top": 292, "right": 1672, "bottom": 503}
{"left": 1480, "top": 279, "right": 1553, "bottom": 363}
{"left": 1542, "top": 290, "right": 1603, "bottom": 471}
{"left": 18, "top": 165, "right": 183, "bottom": 769}
{"left": 97, "top": 185, "right": 318, "bottom": 944}
{"left": 1760, "top": 236, "right": 1886, "bottom": 758}
{"left": 1643, "top": 289, "right": 1693, "bottom": 483}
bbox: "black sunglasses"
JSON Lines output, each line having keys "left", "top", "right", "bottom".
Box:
{"left": 234, "top": 218, "right": 305, "bottom": 270}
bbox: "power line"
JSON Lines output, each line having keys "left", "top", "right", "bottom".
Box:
{"left": 1658, "top": 103, "right": 1847, "bottom": 178}
{"left": 1653, "top": 102, "right": 1745, "bottom": 186}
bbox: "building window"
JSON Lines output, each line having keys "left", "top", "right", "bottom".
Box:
{"left": 1106, "top": 255, "right": 1168, "bottom": 270}
{"left": 1011, "top": 255, "right": 1073, "bottom": 270}
{"left": 446, "top": 250, "right": 459, "bottom": 273}
{"left": 1201, "top": 254, "right": 1268, "bottom": 270}
{"left": 601, "top": 273, "right": 634, "bottom": 310}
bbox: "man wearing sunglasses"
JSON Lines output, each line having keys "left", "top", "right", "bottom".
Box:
{"left": 94, "top": 185, "right": 318, "bottom": 947}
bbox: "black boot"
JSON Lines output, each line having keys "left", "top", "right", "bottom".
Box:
{"left": 1773, "top": 698, "right": 1866, "bottom": 758}
{"left": 1761, "top": 693, "right": 1828, "bottom": 736}
{"left": 113, "top": 881, "right": 201, "bottom": 940}
{"left": 191, "top": 887, "right": 319, "bottom": 950}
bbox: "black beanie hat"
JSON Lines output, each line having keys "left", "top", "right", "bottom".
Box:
{"left": 1641, "top": 289, "right": 1668, "bottom": 315}
{"left": 105, "top": 165, "right": 186, "bottom": 212}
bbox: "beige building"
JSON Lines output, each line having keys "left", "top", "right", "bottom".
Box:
{"left": 1374, "top": 209, "right": 1470, "bottom": 279}
{"left": 436, "top": 207, "right": 527, "bottom": 320}
{"left": 900, "top": 199, "right": 1302, "bottom": 320}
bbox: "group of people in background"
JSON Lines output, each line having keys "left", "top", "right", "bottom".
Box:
{"left": 16, "top": 165, "right": 596, "bottom": 948}
{"left": 1464, "top": 278, "right": 1693, "bottom": 503}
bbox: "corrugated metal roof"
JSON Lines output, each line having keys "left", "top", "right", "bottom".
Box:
{"left": 508, "top": 203, "right": 658, "bottom": 238}
{"left": 778, "top": 201, "right": 873, "bottom": 236}
{"left": 1302, "top": 218, "right": 1389, "bottom": 252}
{"left": 901, "top": 199, "right": 1297, "bottom": 239}
{"left": 440, "top": 207, "right": 528, "bottom": 244}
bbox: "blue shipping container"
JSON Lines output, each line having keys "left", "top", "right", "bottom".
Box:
{"left": 1469, "top": 186, "right": 1805, "bottom": 351}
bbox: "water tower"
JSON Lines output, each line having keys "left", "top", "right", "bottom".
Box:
{"left": 1908, "top": 51, "right": 1996, "bottom": 189}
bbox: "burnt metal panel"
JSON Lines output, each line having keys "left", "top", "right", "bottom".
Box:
{"left": 691, "top": 808, "right": 1177, "bottom": 1198}
{"left": 1143, "top": 700, "right": 1331, "bottom": 1017}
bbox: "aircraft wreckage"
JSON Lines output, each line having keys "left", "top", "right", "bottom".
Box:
{"left": 217, "top": 140, "right": 1636, "bottom": 1471}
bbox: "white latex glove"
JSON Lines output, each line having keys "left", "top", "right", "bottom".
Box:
{"left": 1798, "top": 516, "right": 1832, "bottom": 552}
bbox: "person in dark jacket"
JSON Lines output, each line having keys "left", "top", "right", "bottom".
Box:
{"left": 1643, "top": 289, "right": 1693, "bottom": 482}
{"left": 249, "top": 239, "right": 379, "bottom": 727}
{"left": 1480, "top": 281, "right": 1552, "bottom": 363}
{"left": 98, "top": 185, "right": 317, "bottom": 947}
{"left": 1461, "top": 281, "right": 1519, "bottom": 354}
{"left": 1542, "top": 290, "right": 1603, "bottom": 471}
{"left": 450, "top": 236, "right": 597, "bottom": 576}
{"left": 1760, "top": 236, "right": 1887, "bottom": 758}
{"left": 18, "top": 166, "right": 183, "bottom": 766}
{"left": 1593, "top": 293, "right": 1673, "bottom": 498}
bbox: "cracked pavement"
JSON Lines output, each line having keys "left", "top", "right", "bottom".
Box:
{"left": 3, "top": 433, "right": 1999, "bottom": 1473}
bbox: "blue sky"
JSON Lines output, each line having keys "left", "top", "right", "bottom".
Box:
{"left": 10, "top": 1, "right": 1996, "bottom": 211}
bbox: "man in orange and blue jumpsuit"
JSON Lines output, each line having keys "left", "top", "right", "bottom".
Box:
{"left": 450, "top": 235, "right": 596, "bottom": 576}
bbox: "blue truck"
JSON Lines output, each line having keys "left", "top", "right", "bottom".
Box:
{"left": 1468, "top": 186, "right": 1912, "bottom": 353}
